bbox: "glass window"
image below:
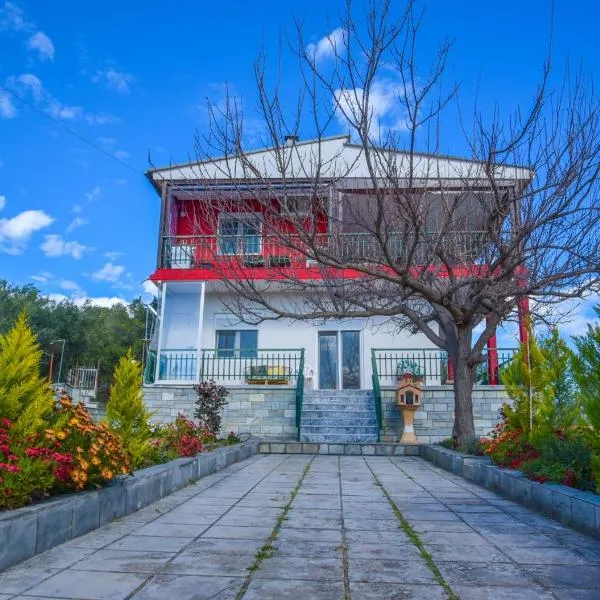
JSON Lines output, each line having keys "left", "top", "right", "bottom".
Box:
{"left": 216, "top": 330, "right": 258, "bottom": 358}
{"left": 342, "top": 330, "right": 361, "bottom": 389}
{"left": 218, "top": 215, "right": 262, "bottom": 255}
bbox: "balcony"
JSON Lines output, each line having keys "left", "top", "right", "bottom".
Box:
{"left": 159, "top": 231, "right": 498, "bottom": 273}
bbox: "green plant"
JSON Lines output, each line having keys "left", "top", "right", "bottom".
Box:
{"left": 438, "top": 436, "right": 486, "bottom": 456}
{"left": 193, "top": 380, "right": 229, "bottom": 436}
{"left": 106, "top": 350, "right": 154, "bottom": 468}
{"left": 521, "top": 430, "right": 594, "bottom": 490}
{"left": 396, "top": 359, "right": 422, "bottom": 378}
{"left": 572, "top": 308, "right": 600, "bottom": 491}
{"left": 501, "top": 330, "right": 580, "bottom": 435}
{"left": 0, "top": 313, "right": 54, "bottom": 436}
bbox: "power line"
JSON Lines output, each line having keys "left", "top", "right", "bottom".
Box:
{"left": 0, "top": 83, "right": 143, "bottom": 175}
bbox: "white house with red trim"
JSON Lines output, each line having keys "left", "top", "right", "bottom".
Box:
{"left": 142, "top": 135, "right": 527, "bottom": 443}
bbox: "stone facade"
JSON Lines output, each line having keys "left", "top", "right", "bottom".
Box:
{"left": 143, "top": 385, "right": 297, "bottom": 439}
{"left": 143, "top": 383, "right": 509, "bottom": 443}
{"left": 381, "top": 384, "right": 509, "bottom": 444}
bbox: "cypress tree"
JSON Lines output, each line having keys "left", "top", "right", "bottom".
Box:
{"left": 0, "top": 313, "right": 54, "bottom": 435}
{"left": 106, "top": 349, "right": 154, "bottom": 468}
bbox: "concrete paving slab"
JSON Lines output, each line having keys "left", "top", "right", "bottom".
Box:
{"left": 2, "top": 454, "right": 600, "bottom": 600}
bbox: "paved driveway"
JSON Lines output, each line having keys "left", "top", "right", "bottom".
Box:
{"left": 1, "top": 454, "right": 600, "bottom": 600}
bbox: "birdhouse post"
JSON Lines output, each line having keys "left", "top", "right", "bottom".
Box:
{"left": 395, "top": 376, "right": 422, "bottom": 443}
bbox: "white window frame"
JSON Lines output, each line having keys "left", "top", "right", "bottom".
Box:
{"left": 217, "top": 212, "right": 263, "bottom": 256}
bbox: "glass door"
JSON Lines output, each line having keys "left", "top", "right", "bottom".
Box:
{"left": 318, "top": 330, "right": 361, "bottom": 389}
{"left": 318, "top": 332, "right": 338, "bottom": 389}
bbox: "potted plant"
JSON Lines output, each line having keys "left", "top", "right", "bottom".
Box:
{"left": 396, "top": 359, "right": 423, "bottom": 384}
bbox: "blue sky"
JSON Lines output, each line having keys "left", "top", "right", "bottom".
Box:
{"left": 0, "top": 0, "right": 599, "bottom": 339}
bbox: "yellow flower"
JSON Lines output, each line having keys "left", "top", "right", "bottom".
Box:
{"left": 91, "top": 457, "right": 101, "bottom": 466}
{"left": 56, "top": 431, "right": 67, "bottom": 440}
{"left": 80, "top": 459, "right": 89, "bottom": 471}
{"left": 69, "top": 417, "right": 80, "bottom": 426}
{"left": 101, "top": 469, "right": 113, "bottom": 480}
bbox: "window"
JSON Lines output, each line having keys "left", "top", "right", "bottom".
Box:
{"left": 280, "top": 195, "right": 312, "bottom": 216}
{"left": 218, "top": 214, "right": 262, "bottom": 255}
{"left": 216, "top": 330, "right": 258, "bottom": 358}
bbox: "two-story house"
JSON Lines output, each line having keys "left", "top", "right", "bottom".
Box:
{"left": 142, "top": 135, "right": 529, "bottom": 443}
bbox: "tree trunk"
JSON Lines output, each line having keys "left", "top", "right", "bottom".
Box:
{"left": 452, "top": 327, "right": 476, "bottom": 445}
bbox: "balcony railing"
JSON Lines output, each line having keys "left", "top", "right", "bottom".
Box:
{"left": 160, "top": 231, "right": 499, "bottom": 270}
{"left": 200, "top": 348, "right": 304, "bottom": 386}
{"left": 371, "top": 347, "right": 517, "bottom": 387}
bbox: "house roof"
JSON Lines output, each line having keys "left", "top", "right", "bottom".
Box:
{"left": 146, "top": 134, "right": 533, "bottom": 190}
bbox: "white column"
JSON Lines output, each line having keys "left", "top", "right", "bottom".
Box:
{"left": 195, "top": 282, "right": 206, "bottom": 381}
{"left": 155, "top": 282, "right": 167, "bottom": 382}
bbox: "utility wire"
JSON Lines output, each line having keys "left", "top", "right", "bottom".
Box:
{"left": 0, "top": 83, "right": 143, "bottom": 175}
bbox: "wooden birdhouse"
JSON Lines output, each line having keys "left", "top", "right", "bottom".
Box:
{"left": 396, "top": 378, "right": 422, "bottom": 444}
{"left": 395, "top": 380, "right": 422, "bottom": 407}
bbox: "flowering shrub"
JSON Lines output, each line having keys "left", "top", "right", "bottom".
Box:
{"left": 0, "top": 418, "right": 56, "bottom": 509}
{"left": 482, "top": 422, "right": 538, "bottom": 469}
{"left": 44, "top": 395, "right": 130, "bottom": 491}
{"left": 194, "top": 381, "right": 229, "bottom": 436}
{"left": 157, "top": 415, "right": 215, "bottom": 458}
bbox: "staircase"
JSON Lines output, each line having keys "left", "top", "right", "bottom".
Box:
{"left": 299, "top": 390, "right": 379, "bottom": 443}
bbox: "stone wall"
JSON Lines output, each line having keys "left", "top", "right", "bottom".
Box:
{"left": 143, "top": 385, "right": 297, "bottom": 439}
{"left": 381, "top": 385, "right": 509, "bottom": 444}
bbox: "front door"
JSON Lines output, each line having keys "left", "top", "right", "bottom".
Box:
{"left": 318, "top": 330, "right": 361, "bottom": 389}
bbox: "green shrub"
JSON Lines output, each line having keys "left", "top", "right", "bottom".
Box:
{"left": 572, "top": 309, "right": 600, "bottom": 492}
{"left": 521, "top": 430, "right": 594, "bottom": 490}
{"left": 0, "top": 313, "right": 54, "bottom": 436}
{"left": 106, "top": 350, "right": 154, "bottom": 468}
{"left": 438, "top": 436, "right": 485, "bottom": 455}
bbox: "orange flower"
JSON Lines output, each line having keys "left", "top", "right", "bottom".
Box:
{"left": 101, "top": 469, "right": 113, "bottom": 480}
{"left": 56, "top": 431, "right": 67, "bottom": 440}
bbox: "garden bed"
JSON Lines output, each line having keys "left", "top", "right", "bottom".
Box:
{"left": 0, "top": 439, "right": 258, "bottom": 571}
{"left": 422, "top": 444, "right": 600, "bottom": 539}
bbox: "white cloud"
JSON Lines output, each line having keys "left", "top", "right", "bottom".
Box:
{"left": 84, "top": 112, "right": 120, "bottom": 126}
{"left": 27, "top": 31, "right": 54, "bottom": 61}
{"left": 334, "top": 77, "right": 409, "bottom": 135}
{"left": 85, "top": 185, "right": 101, "bottom": 202}
{"left": 31, "top": 271, "right": 53, "bottom": 284}
{"left": 59, "top": 279, "right": 83, "bottom": 292}
{"left": 47, "top": 293, "right": 127, "bottom": 308}
{"left": 0, "top": 195, "right": 5, "bottom": 210}
{"left": 306, "top": 28, "right": 345, "bottom": 63}
{"left": 114, "top": 150, "right": 130, "bottom": 160}
{"left": 0, "top": 91, "right": 16, "bottom": 119}
{"left": 92, "top": 261, "right": 126, "bottom": 282}
{"left": 66, "top": 216, "right": 88, "bottom": 233}
{"left": 72, "top": 204, "right": 83, "bottom": 214}
{"left": 104, "top": 251, "right": 123, "bottom": 261}
{"left": 0, "top": 209, "right": 54, "bottom": 254}
{"left": 40, "top": 234, "right": 89, "bottom": 259}
{"left": 0, "top": 2, "right": 33, "bottom": 32}
{"left": 6, "top": 73, "right": 83, "bottom": 122}
{"left": 92, "top": 65, "right": 136, "bottom": 94}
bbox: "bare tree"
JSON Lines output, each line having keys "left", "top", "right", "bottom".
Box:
{"left": 170, "top": 0, "right": 600, "bottom": 444}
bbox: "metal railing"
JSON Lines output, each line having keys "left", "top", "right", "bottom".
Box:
{"left": 199, "top": 348, "right": 304, "bottom": 386}
{"left": 371, "top": 351, "right": 382, "bottom": 441}
{"left": 371, "top": 347, "right": 517, "bottom": 387}
{"left": 295, "top": 350, "right": 305, "bottom": 441}
{"left": 160, "top": 231, "right": 499, "bottom": 270}
{"left": 158, "top": 349, "right": 198, "bottom": 381}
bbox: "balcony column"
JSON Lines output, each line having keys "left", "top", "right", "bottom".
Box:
{"left": 154, "top": 282, "right": 167, "bottom": 383}
{"left": 486, "top": 316, "right": 499, "bottom": 385}
{"left": 195, "top": 282, "right": 206, "bottom": 381}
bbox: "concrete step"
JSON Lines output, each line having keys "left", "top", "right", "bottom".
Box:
{"left": 301, "top": 417, "right": 377, "bottom": 427}
{"left": 299, "top": 432, "right": 379, "bottom": 443}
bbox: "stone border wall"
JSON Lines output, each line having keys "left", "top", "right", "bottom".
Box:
{"left": 143, "top": 386, "right": 297, "bottom": 439}
{"left": 258, "top": 441, "right": 421, "bottom": 456}
{"left": 0, "top": 440, "right": 259, "bottom": 572}
{"left": 422, "top": 444, "right": 600, "bottom": 540}
{"left": 381, "top": 385, "right": 509, "bottom": 443}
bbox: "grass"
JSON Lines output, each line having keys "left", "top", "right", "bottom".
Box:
{"left": 367, "top": 470, "right": 460, "bottom": 600}
{"left": 234, "top": 457, "right": 314, "bottom": 599}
